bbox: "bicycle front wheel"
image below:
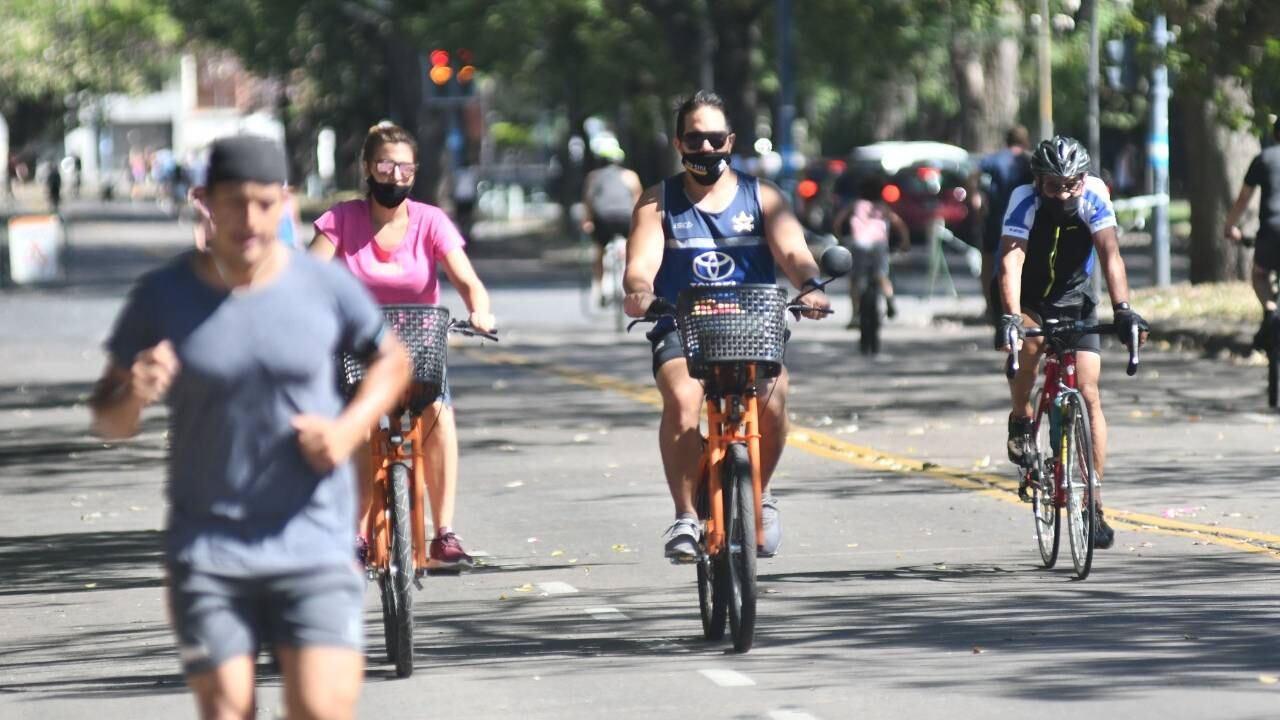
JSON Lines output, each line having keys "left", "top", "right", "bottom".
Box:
{"left": 723, "top": 443, "right": 757, "bottom": 652}
{"left": 385, "top": 462, "right": 415, "bottom": 677}
{"left": 1031, "top": 394, "right": 1059, "bottom": 568}
{"left": 1062, "top": 395, "right": 1096, "bottom": 579}
{"left": 695, "top": 474, "right": 727, "bottom": 640}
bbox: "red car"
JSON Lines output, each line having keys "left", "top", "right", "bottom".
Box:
{"left": 841, "top": 142, "right": 977, "bottom": 246}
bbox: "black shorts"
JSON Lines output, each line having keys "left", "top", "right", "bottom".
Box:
{"left": 647, "top": 326, "right": 791, "bottom": 377}
{"left": 1254, "top": 229, "right": 1280, "bottom": 272}
{"left": 1023, "top": 298, "right": 1101, "bottom": 354}
{"left": 591, "top": 218, "right": 630, "bottom": 247}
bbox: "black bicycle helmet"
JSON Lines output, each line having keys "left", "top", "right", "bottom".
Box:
{"left": 1030, "top": 136, "right": 1091, "bottom": 177}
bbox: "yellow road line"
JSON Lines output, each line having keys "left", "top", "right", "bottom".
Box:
{"left": 465, "top": 348, "right": 1280, "bottom": 559}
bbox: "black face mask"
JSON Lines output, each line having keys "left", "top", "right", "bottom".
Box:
{"left": 1042, "top": 194, "right": 1081, "bottom": 223}
{"left": 367, "top": 176, "right": 412, "bottom": 208}
{"left": 681, "top": 152, "right": 729, "bottom": 186}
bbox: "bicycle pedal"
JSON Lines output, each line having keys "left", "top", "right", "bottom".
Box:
{"left": 668, "top": 554, "right": 698, "bottom": 565}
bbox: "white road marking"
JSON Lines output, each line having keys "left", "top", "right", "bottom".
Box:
{"left": 583, "top": 606, "right": 629, "bottom": 621}
{"left": 537, "top": 581, "right": 578, "bottom": 594}
{"left": 768, "top": 710, "right": 820, "bottom": 720}
{"left": 698, "top": 668, "right": 756, "bottom": 687}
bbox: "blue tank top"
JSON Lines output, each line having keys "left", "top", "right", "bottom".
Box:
{"left": 654, "top": 174, "right": 775, "bottom": 317}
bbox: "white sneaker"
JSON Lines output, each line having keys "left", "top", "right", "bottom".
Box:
{"left": 759, "top": 493, "right": 781, "bottom": 557}
{"left": 663, "top": 516, "right": 701, "bottom": 561}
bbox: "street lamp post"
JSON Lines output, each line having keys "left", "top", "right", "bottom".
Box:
{"left": 1037, "top": 0, "right": 1054, "bottom": 140}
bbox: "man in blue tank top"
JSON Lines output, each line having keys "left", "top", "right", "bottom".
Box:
{"left": 623, "top": 91, "right": 832, "bottom": 561}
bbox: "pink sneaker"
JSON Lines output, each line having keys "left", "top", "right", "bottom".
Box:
{"left": 427, "top": 528, "right": 474, "bottom": 573}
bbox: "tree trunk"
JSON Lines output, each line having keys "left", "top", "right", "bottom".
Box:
{"left": 708, "top": 0, "right": 763, "bottom": 153}
{"left": 949, "top": 4, "right": 1021, "bottom": 153}
{"left": 1177, "top": 76, "right": 1256, "bottom": 283}
{"left": 868, "top": 81, "right": 916, "bottom": 142}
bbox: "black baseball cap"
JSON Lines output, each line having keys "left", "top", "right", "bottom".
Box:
{"left": 206, "top": 135, "right": 287, "bottom": 188}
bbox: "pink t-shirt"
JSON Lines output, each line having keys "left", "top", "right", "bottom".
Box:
{"left": 314, "top": 199, "right": 465, "bottom": 305}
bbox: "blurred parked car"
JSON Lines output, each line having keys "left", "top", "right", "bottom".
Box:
{"left": 838, "top": 141, "right": 977, "bottom": 246}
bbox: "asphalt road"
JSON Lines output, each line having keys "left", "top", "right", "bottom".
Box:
{"left": 1, "top": 206, "right": 1278, "bottom": 719}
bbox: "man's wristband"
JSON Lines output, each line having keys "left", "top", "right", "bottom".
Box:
{"left": 1114, "top": 301, "right": 1131, "bottom": 312}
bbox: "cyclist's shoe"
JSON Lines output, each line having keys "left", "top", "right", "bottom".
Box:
{"left": 663, "top": 516, "right": 701, "bottom": 562}
{"left": 1017, "top": 473, "right": 1034, "bottom": 503}
{"left": 1007, "top": 415, "right": 1034, "bottom": 466}
{"left": 759, "top": 492, "right": 781, "bottom": 558}
{"left": 427, "top": 528, "right": 475, "bottom": 573}
{"left": 1252, "top": 311, "right": 1275, "bottom": 352}
{"left": 1090, "top": 507, "right": 1116, "bottom": 549}
{"left": 885, "top": 296, "right": 898, "bottom": 320}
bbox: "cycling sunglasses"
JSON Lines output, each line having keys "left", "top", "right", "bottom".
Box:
{"left": 374, "top": 160, "right": 418, "bottom": 178}
{"left": 680, "top": 131, "right": 731, "bottom": 150}
{"left": 1040, "top": 175, "right": 1085, "bottom": 195}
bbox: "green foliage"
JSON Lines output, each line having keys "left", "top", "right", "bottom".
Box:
{"left": 0, "top": 0, "right": 183, "bottom": 108}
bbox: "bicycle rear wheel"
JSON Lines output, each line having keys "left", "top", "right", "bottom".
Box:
{"left": 859, "top": 284, "right": 881, "bottom": 355}
{"left": 1030, "top": 398, "right": 1060, "bottom": 568}
{"left": 695, "top": 474, "right": 727, "bottom": 640}
{"left": 723, "top": 443, "right": 757, "bottom": 652}
{"left": 384, "top": 462, "right": 415, "bottom": 677}
{"left": 1062, "top": 395, "right": 1096, "bottom": 579}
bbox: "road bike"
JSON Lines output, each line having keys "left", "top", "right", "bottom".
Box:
{"left": 580, "top": 230, "right": 628, "bottom": 332}
{"left": 633, "top": 246, "right": 851, "bottom": 652}
{"left": 340, "top": 304, "right": 497, "bottom": 678}
{"left": 1005, "top": 318, "right": 1139, "bottom": 580}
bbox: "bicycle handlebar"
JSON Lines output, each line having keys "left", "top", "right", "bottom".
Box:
{"left": 448, "top": 320, "right": 500, "bottom": 342}
{"left": 1004, "top": 322, "right": 1140, "bottom": 379}
{"left": 625, "top": 290, "right": 836, "bottom": 332}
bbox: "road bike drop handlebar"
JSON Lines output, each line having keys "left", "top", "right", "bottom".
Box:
{"left": 627, "top": 245, "right": 853, "bottom": 332}
{"left": 1004, "top": 321, "right": 1140, "bottom": 379}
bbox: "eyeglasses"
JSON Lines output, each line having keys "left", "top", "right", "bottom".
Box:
{"left": 1040, "top": 175, "right": 1084, "bottom": 195}
{"left": 681, "top": 131, "right": 730, "bottom": 150}
{"left": 374, "top": 160, "right": 418, "bottom": 178}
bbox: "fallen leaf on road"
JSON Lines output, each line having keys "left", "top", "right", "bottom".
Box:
{"left": 568, "top": 558, "right": 578, "bottom": 564}
{"left": 1259, "top": 674, "right": 1279, "bottom": 685}
{"left": 515, "top": 584, "right": 534, "bottom": 592}
{"left": 550, "top": 550, "right": 565, "bottom": 557}
{"left": 81, "top": 512, "right": 102, "bottom": 522}
{"left": 499, "top": 594, "right": 508, "bottom": 601}
{"left": 973, "top": 456, "right": 991, "bottom": 469}
{"left": 83, "top": 583, "right": 97, "bottom": 589}
{"left": 846, "top": 543, "right": 859, "bottom": 548}
{"left": 505, "top": 480, "right": 524, "bottom": 488}
{"left": 972, "top": 646, "right": 985, "bottom": 654}
{"left": 611, "top": 543, "right": 629, "bottom": 552}
{"left": 572, "top": 434, "right": 590, "bottom": 443}
{"left": 128, "top": 505, "right": 145, "bottom": 512}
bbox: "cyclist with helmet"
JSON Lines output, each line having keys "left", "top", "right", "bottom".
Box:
{"left": 995, "top": 136, "right": 1149, "bottom": 549}
{"left": 582, "top": 138, "right": 642, "bottom": 305}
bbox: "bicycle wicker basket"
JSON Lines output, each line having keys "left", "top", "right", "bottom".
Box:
{"left": 675, "top": 284, "right": 788, "bottom": 380}
{"left": 340, "top": 304, "right": 451, "bottom": 401}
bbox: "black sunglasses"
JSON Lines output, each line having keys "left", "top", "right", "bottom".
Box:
{"left": 681, "top": 131, "right": 730, "bottom": 150}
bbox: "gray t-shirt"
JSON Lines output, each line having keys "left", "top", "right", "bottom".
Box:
{"left": 1245, "top": 145, "right": 1280, "bottom": 239}
{"left": 106, "top": 250, "right": 384, "bottom": 576}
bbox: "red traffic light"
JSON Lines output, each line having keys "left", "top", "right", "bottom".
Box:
{"left": 882, "top": 184, "right": 902, "bottom": 203}
{"left": 429, "top": 49, "right": 449, "bottom": 67}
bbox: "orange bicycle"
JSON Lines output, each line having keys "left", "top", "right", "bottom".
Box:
{"left": 633, "top": 246, "right": 850, "bottom": 652}
{"left": 340, "top": 304, "right": 496, "bottom": 678}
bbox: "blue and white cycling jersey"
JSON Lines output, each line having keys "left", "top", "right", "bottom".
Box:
{"left": 1000, "top": 175, "right": 1116, "bottom": 306}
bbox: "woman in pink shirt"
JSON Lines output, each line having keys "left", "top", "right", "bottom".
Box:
{"left": 310, "top": 122, "right": 495, "bottom": 571}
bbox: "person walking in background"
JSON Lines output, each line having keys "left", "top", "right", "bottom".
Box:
{"left": 1225, "top": 116, "right": 1280, "bottom": 351}
{"left": 89, "top": 134, "right": 411, "bottom": 719}
{"left": 977, "top": 126, "right": 1033, "bottom": 322}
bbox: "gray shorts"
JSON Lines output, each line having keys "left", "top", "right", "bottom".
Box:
{"left": 850, "top": 242, "right": 890, "bottom": 280}
{"left": 167, "top": 563, "right": 364, "bottom": 676}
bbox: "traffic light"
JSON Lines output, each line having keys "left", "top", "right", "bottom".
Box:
{"left": 429, "top": 49, "right": 452, "bottom": 86}
{"left": 456, "top": 48, "right": 475, "bottom": 91}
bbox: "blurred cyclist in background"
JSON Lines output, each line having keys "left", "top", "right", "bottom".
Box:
{"left": 582, "top": 137, "right": 642, "bottom": 305}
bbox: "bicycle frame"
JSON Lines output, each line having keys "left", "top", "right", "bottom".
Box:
{"left": 364, "top": 392, "right": 434, "bottom": 572}
{"left": 700, "top": 366, "right": 766, "bottom": 558}
{"left": 1029, "top": 349, "right": 1082, "bottom": 507}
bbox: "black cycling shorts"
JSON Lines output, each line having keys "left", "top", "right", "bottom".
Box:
{"left": 591, "top": 218, "right": 630, "bottom": 248}
{"left": 1023, "top": 299, "right": 1101, "bottom": 354}
{"left": 1254, "top": 228, "right": 1280, "bottom": 272}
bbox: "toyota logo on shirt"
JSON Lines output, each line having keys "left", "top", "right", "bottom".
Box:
{"left": 692, "top": 251, "right": 736, "bottom": 282}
